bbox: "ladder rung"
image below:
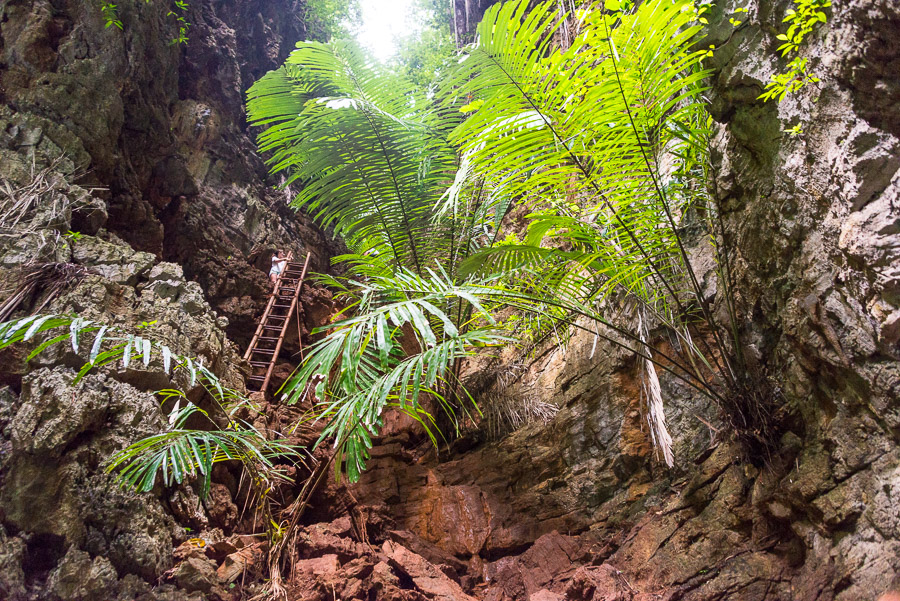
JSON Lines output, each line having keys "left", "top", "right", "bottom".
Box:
{"left": 250, "top": 361, "right": 270, "bottom": 367}
{"left": 257, "top": 336, "right": 280, "bottom": 341}
{"left": 248, "top": 375, "right": 266, "bottom": 381}
{"left": 262, "top": 325, "right": 283, "bottom": 330}
{"left": 252, "top": 349, "right": 276, "bottom": 355}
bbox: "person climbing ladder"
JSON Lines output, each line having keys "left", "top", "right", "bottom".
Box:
{"left": 269, "top": 249, "right": 293, "bottom": 284}
{"left": 245, "top": 252, "right": 311, "bottom": 396}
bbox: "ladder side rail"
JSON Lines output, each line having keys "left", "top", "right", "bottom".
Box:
{"left": 293, "top": 253, "right": 312, "bottom": 363}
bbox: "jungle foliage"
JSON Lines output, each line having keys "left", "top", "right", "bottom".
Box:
{"left": 391, "top": 0, "right": 457, "bottom": 92}
{"left": 759, "top": 0, "right": 831, "bottom": 103}
{"left": 98, "top": 0, "right": 363, "bottom": 46}
{"left": 247, "top": 0, "right": 767, "bottom": 479}
{"left": 303, "top": 0, "right": 363, "bottom": 42}
{"left": 101, "top": 0, "right": 190, "bottom": 45}
{"left": 0, "top": 314, "right": 297, "bottom": 501}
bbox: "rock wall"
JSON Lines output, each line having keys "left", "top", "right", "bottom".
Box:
{"left": 0, "top": 0, "right": 336, "bottom": 348}
{"left": 0, "top": 0, "right": 334, "bottom": 599}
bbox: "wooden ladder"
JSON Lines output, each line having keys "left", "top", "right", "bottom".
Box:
{"left": 244, "top": 253, "right": 311, "bottom": 396}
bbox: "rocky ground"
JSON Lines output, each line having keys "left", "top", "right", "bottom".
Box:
{"left": 0, "top": 0, "right": 897, "bottom": 600}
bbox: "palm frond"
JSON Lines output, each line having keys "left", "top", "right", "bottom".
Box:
{"left": 0, "top": 314, "right": 303, "bottom": 497}
{"left": 278, "top": 269, "right": 508, "bottom": 482}
{"left": 447, "top": 0, "right": 712, "bottom": 322}
{"left": 107, "top": 403, "right": 293, "bottom": 500}
{"left": 248, "top": 41, "right": 461, "bottom": 273}
{"left": 0, "top": 313, "right": 240, "bottom": 404}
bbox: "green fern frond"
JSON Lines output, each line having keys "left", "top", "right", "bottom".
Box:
{"left": 107, "top": 416, "right": 293, "bottom": 499}
{"left": 248, "top": 41, "right": 461, "bottom": 273}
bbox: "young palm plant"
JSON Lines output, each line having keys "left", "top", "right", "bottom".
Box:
{"left": 438, "top": 0, "right": 760, "bottom": 465}
{"left": 243, "top": 1, "right": 774, "bottom": 594}
{"left": 247, "top": 40, "right": 510, "bottom": 482}
{"left": 249, "top": 0, "right": 767, "bottom": 478}
{"left": 247, "top": 43, "right": 513, "bottom": 593}
{"left": 107, "top": 389, "right": 294, "bottom": 501}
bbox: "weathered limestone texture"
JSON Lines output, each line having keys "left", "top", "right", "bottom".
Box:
{"left": 0, "top": 0, "right": 330, "bottom": 598}
{"left": 0, "top": 0, "right": 336, "bottom": 348}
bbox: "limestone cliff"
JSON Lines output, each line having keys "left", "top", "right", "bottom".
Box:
{"left": 0, "top": 0, "right": 336, "bottom": 347}
{"left": 0, "top": 1, "right": 333, "bottom": 599}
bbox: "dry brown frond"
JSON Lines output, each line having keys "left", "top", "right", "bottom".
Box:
{"left": 0, "top": 156, "right": 81, "bottom": 239}
{"left": 0, "top": 262, "right": 92, "bottom": 322}
{"left": 482, "top": 392, "right": 560, "bottom": 440}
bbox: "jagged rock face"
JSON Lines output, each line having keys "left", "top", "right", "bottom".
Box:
{"left": 1, "top": 371, "right": 177, "bottom": 582}
{"left": 0, "top": 0, "right": 331, "bottom": 599}
{"left": 0, "top": 185, "right": 252, "bottom": 599}
{"left": 0, "top": 0, "right": 337, "bottom": 348}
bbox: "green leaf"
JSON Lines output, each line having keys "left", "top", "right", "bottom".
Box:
{"left": 27, "top": 332, "right": 70, "bottom": 361}
{"left": 70, "top": 318, "right": 89, "bottom": 352}
{"left": 123, "top": 335, "right": 132, "bottom": 369}
{"left": 4, "top": 316, "right": 37, "bottom": 344}
{"left": 24, "top": 315, "right": 53, "bottom": 341}
{"left": 89, "top": 326, "right": 109, "bottom": 364}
